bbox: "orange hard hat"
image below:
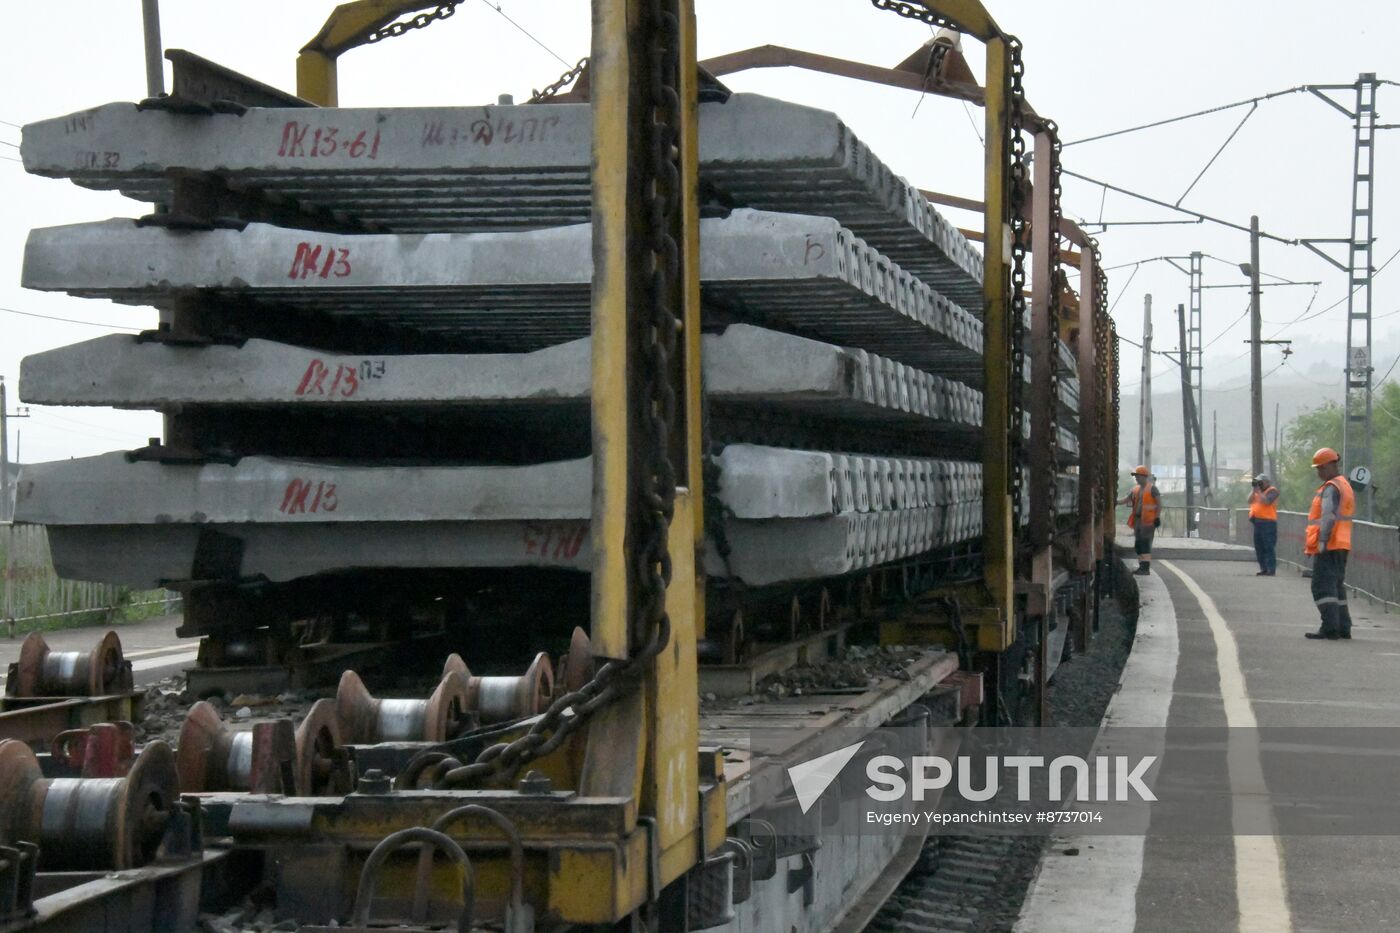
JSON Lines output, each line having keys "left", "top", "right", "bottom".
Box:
{"left": 1132, "top": 465, "right": 1149, "bottom": 476}
{"left": 1312, "top": 447, "right": 1340, "bottom": 467}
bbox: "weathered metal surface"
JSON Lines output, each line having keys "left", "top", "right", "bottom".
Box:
{"left": 19, "top": 95, "right": 981, "bottom": 306}
{"left": 175, "top": 703, "right": 306, "bottom": 794}
{"left": 0, "top": 694, "right": 143, "bottom": 746}
{"left": 22, "top": 211, "right": 982, "bottom": 378}
{"left": 5, "top": 630, "right": 132, "bottom": 698}
{"left": 698, "top": 624, "right": 851, "bottom": 698}
{"left": 447, "top": 652, "right": 555, "bottom": 725}
{"left": 336, "top": 669, "right": 471, "bottom": 744}
{"left": 0, "top": 740, "right": 178, "bottom": 872}
{"left": 13, "top": 849, "right": 222, "bottom": 933}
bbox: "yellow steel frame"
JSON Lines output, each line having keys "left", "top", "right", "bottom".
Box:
{"left": 297, "top": 1, "right": 448, "bottom": 105}
{"left": 292, "top": 0, "right": 714, "bottom": 920}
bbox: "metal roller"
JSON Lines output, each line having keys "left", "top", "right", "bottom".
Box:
{"left": 554, "top": 627, "right": 594, "bottom": 695}
{"left": 176, "top": 698, "right": 347, "bottom": 795}
{"left": 0, "top": 739, "right": 177, "bottom": 871}
{"left": 442, "top": 652, "right": 555, "bottom": 724}
{"left": 335, "top": 669, "right": 470, "bottom": 743}
{"left": 5, "top": 630, "right": 133, "bottom": 698}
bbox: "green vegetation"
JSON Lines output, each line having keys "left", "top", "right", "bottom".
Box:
{"left": 1276, "top": 381, "right": 1400, "bottom": 524}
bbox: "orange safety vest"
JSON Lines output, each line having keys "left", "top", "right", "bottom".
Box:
{"left": 1249, "top": 486, "right": 1279, "bottom": 521}
{"left": 1128, "top": 485, "right": 1159, "bottom": 529}
{"left": 1305, "top": 475, "right": 1354, "bottom": 554}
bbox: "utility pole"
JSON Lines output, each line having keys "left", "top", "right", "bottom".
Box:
{"left": 1211, "top": 411, "right": 1219, "bottom": 492}
{"left": 1169, "top": 305, "right": 1212, "bottom": 528}
{"left": 1177, "top": 304, "right": 1196, "bottom": 534}
{"left": 0, "top": 378, "right": 31, "bottom": 523}
{"left": 1249, "top": 215, "right": 1265, "bottom": 479}
{"left": 1271, "top": 402, "right": 1281, "bottom": 479}
{"left": 1188, "top": 252, "right": 1204, "bottom": 442}
{"left": 1301, "top": 73, "right": 1381, "bottom": 520}
{"left": 141, "top": 0, "right": 164, "bottom": 97}
{"left": 1138, "top": 295, "right": 1153, "bottom": 470}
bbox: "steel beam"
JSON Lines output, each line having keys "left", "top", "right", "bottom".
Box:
{"left": 979, "top": 35, "right": 1014, "bottom": 650}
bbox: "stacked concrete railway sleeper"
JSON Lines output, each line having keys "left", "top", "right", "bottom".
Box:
{"left": 8, "top": 82, "right": 1074, "bottom": 701}
{"left": 22, "top": 210, "right": 984, "bottom": 380}
{"left": 19, "top": 93, "right": 983, "bottom": 309}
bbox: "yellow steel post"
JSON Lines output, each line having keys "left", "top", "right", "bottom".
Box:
{"left": 678, "top": 0, "right": 707, "bottom": 642}
{"left": 296, "top": 1, "right": 452, "bottom": 106}
{"left": 581, "top": 0, "right": 706, "bottom": 897}
{"left": 586, "top": 0, "right": 636, "bottom": 662}
{"left": 980, "top": 35, "right": 1015, "bottom": 652}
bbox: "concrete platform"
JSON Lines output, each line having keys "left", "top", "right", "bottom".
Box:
{"left": 1018, "top": 558, "right": 1400, "bottom": 932}
{"left": 1115, "top": 525, "right": 1257, "bottom": 563}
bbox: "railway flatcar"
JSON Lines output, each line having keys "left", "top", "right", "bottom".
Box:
{"left": 2, "top": 1, "right": 1119, "bottom": 929}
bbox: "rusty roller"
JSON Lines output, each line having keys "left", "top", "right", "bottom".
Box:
{"left": 336, "top": 669, "right": 470, "bottom": 744}
{"left": 0, "top": 738, "right": 177, "bottom": 871}
{"left": 555, "top": 627, "right": 594, "bottom": 695}
{"left": 442, "top": 651, "right": 555, "bottom": 724}
{"left": 5, "top": 630, "right": 133, "bottom": 698}
{"left": 176, "top": 698, "right": 348, "bottom": 795}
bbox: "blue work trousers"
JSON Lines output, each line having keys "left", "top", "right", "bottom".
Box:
{"left": 1252, "top": 518, "right": 1277, "bottom": 574}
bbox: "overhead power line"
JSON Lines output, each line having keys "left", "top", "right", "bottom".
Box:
{"left": 0, "top": 305, "right": 141, "bottom": 331}
{"left": 1063, "top": 85, "right": 1309, "bottom": 148}
{"left": 476, "top": 0, "right": 570, "bottom": 67}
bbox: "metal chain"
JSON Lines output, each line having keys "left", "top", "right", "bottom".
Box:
{"left": 868, "top": 0, "right": 1032, "bottom": 540}
{"left": 867, "top": 0, "right": 962, "bottom": 31}
{"left": 365, "top": 2, "right": 460, "bottom": 43}
{"left": 428, "top": 0, "right": 682, "bottom": 789}
{"left": 1045, "top": 119, "right": 1063, "bottom": 536}
{"left": 1007, "top": 38, "right": 1028, "bottom": 543}
{"left": 529, "top": 58, "right": 590, "bottom": 103}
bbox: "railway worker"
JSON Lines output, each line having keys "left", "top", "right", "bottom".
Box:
{"left": 1121, "top": 465, "right": 1160, "bottom": 576}
{"left": 1304, "top": 447, "right": 1355, "bottom": 640}
{"left": 1248, "top": 473, "right": 1280, "bottom": 576}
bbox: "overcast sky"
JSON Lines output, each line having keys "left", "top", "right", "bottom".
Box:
{"left": 1, "top": 0, "right": 1395, "bottom": 465}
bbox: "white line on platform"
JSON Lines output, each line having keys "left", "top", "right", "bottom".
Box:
{"left": 125, "top": 644, "right": 197, "bottom": 660}
{"left": 132, "top": 651, "right": 198, "bottom": 674}
{"left": 1159, "top": 560, "right": 1293, "bottom": 933}
{"left": 1015, "top": 568, "right": 1179, "bottom": 933}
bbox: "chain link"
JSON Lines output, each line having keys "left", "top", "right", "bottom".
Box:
{"left": 1044, "top": 119, "right": 1063, "bottom": 538}
{"left": 1007, "top": 38, "right": 1028, "bottom": 547}
{"left": 365, "top": 2, "right": 460, "bottom": 44}
{"left": 867, "top": 0, "right": 1034, "bottom": 552}
{"left": 529, "top": 58, "right": 590, "bottom": 103}
{"left": 425, "top": 0, "right": 682, "bottom": 789}
{"left": 867, "top": 0, "right": 961, "bottom": 31}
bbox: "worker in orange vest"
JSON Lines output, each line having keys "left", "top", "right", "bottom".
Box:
{"left": 1120, "top": 465, "right": 1160, "bottom": 576}
{"left": 1304, "top": 447, "right": 1355, "bottom": 640}
{"left": 1248, "top": 473, "right": 1280, "bottom": 576}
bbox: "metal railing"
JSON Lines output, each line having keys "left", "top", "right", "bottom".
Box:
{"left": 2, "top": 523, "right": 179, "bottom": 631}
{"left": 1200, "top": 508, "right": 1400, "bottom": 610}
